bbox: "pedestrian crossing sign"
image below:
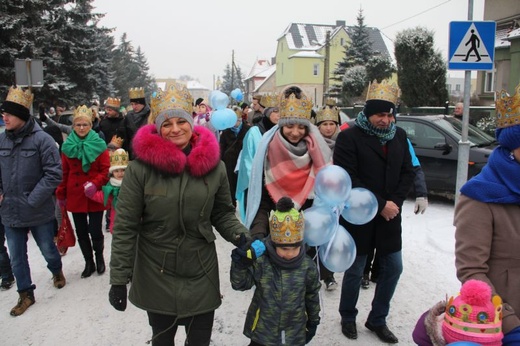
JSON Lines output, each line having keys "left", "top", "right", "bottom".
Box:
{"left": 449, "top": 21, "right": 496, "bottom": 70}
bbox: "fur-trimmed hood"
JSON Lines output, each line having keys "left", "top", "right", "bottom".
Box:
{"left": 132, "top": 124, "right": 220, "bottom": 177}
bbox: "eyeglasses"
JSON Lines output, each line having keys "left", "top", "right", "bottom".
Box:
{"left": 74, "top": 123, "right": 91, "bottom": 128}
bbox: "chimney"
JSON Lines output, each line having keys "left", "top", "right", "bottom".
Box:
{"left": 336, "top": 20, "right": 346, "bottom": 27}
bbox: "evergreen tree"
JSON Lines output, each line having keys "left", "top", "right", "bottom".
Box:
{"left": 342, "top": 65, "right": 367, "bottom": 105}
{"left": 394, "top": 27, "right": 449, "bottom": 107}
{"left": 220, "top": 63, "right": 244, "bottom": 95}
{"left": 134, "top": 46, "right": 157, "bottom": 99}
{"left": 112, "top": 33, "right": 140, "bottom": 104}
{"left": 366, "top": 55, "right": 395, "bottom": 85}
{"left": 330, "top": 8, "right": 373, "bottom": 105}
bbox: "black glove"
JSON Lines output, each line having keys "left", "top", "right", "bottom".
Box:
{"left": 109, "top": 285, "right": 127, "bottom": 311}
{"left": 231, "top": 233, "right": 265, "bottom": 268}
{"left": 38, "top": 103, "right": 47, "bottom": 122}
{"left": 305, "top": 321, "right": 318, "bottom": 344}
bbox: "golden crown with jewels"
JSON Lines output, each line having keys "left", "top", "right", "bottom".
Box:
{"left": 495, "top": 84, "right": 520, "bottom": 129}
{"left": 269, "top": 208, "right": 304, "bottom": 246}
{"left": 279, "top": 91, "right": 313, "bottom": 120}
{"left": 316, "top": 98, "right": 340, "bottom": 124}
{"left": 260, "top": 92, "right": 279, "bottom": 108}
{"left": 5, "top": 86, "right": 34, "bottom": 110}
{"left": 110, "top": 148, "right": 129, "bottom": 167}
{"left": 129, "top": 87, "right": 145, "bottom": 99}
{"left": 105, "top": 97, "right": 121, "bottom": 109}
{"left": 150, "top": 83, "right": 193, "bottom": 117}
{"left": 366, "top": 79, "right": 400, "bottom": 105}
{"left": 73, "top": 105, "right": 93, "bottom": 121}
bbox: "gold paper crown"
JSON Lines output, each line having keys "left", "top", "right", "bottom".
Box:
{"left": 316, "top": 99, "right": 340, "bottom": 124}
{"left": 5, "top": 86, "right": 34, "bottom": 110}
{"left": 260, "top": 92, "right": 279, "bottom": 108}
{"left": 495, "top": 84, "right": 520, "bottom": 129}
{"left": 129, "top": 87, "right": 145, "bottom": 100}
{"left": 269, "top": 209, "right": 304, "bottom": 246}
{"left": 279, "top": 92, "right": 313, "bottom": 120}
{"left": 109, "top": 135, "right": 124, "bottom": 148}
{"left": 150, "top": 83, "right": 193, "bottom": 118}
{"left": 366, "top": 79, "right": 400, "bottom": 105}
{"left": 110, "top": 148, "right": 129, "bottom": 168}
{"left": 73, "top": 105, "right": 93, "bottom": 121}
{"left": 106, "top": 97, "right": 121, "bottom": 109}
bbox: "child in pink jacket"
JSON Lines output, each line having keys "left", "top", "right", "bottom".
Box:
{"left": 85, "top": 149, "right": 128, "bottom": 233}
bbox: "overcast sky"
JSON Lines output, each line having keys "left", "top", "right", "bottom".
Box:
{"left": 92, "top": 0, "right": 485, "bottom": 90}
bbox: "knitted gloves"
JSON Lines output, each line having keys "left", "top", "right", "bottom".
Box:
{"left": 231, "top": 233, "right": 265, "bottom": 268}
{"left": 84, "top": 182, "right": 97, "bottom": 198}
{"left": 109, "top": 285, "right": 127, "bottom": 311}
{"left": 414, "top": 197, "right": 428, "bottom": 215}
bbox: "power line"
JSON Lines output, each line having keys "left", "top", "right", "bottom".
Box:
{"left": 381, "top": 0, "right": 453, "bottom": 30}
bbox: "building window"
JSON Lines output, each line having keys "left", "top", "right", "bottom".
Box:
{"left": 484, "top": 71, "right": 494, "bottom": 92}
{"left": 340, "top": 38, "right": 345, "bottom": 46}
{"left": 313, "top": 64, "right": 319, "bottom": 76}
{"left": 447, "top": 84, "right": 452, "bottom": 93}
{"left": 455, "top": 84, "right": 461, "bottom": 91}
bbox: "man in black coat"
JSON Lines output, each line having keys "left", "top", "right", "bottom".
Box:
{"left": 333, "top": 80, "right": 414, "bottom": 344}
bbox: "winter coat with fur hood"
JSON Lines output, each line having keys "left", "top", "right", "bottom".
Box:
{"left": 110, "top": 124, "right": 249, "bottom": 318}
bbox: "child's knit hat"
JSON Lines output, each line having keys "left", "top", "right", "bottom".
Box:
{"left": 109, "top": 148, "right": 129, "bottom": 173}
{"left": 269, "top": 197, "right": 304, "bottom": 247}
{"left": 442, "top": 279, "right": 503, "bottom": 346}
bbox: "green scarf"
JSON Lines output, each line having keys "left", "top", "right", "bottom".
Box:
{"left": 61, "top": 130, "right": 107, "bottom": 172}
{"left": 355, "top": 112, "right": 396, "bottom": 145}
{"left": 102, "top": 183, "right": 120, "bottom": 208}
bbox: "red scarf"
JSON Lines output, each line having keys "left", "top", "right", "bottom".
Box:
{"left": 265, "top": 131, "right": 328, "bottom": 208}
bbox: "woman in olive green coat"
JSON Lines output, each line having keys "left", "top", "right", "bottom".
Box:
{"left": 108, "top": 84, "right": 249, "bottom": 346}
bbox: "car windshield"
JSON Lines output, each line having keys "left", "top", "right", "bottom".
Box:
{"left": 433, "top": 116, "right": 496, "bottom": 146}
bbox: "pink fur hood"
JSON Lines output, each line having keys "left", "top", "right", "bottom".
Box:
{"left": 132, "top": 124, "right": 220, "bottom": 177}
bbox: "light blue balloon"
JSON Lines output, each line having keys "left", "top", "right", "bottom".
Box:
{"left": 235, "top": 91, "right": 243, "bottom": 102}
{"left": 341, "top": 187, "right": 378, "bottom": 225}
{"left": 210, "top": 91, "right": 229, "bottom": 110}
{"left": 446, "top": 342, "right": 481, "bottom": 346}
{"left": 303, "top": 206, "right": 337, "bottom": 246}
{"left": 210, "top": 108, "right": 237, "bottom": 130}
{"left": 318, "top": 225, "right": 356, "bottom": 272}
{"left": 230, "top": 88, "right": 240, "bottom": 99}
{"left": 312, "top": 196, "right": 327, "bottom": 208}
{"left": 314, "top": 165, "right": 352, "bottom": 207}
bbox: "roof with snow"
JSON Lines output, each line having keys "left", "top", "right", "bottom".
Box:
{"left": 279, "top": 22, "right": 391, "bottom": 58}
{"left": 246, "top": 59, "right": 272, "bottom": 80}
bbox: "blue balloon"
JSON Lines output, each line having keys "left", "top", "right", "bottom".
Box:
{"left": 341, "top": 187, "right": 378, "bottom": 225}
{"left": 318, "top": 225, "right": 356, "bottom": 272}
{"left": 312, "top": 196, "right": 327, "bottom": 208}
{"left": 235, "top": 92, "right": 243, "bottom": 102}
{"left": 230, "top": 88, "right": 240, "bottom": 99}
{"left": 303, "top": 206, "right": 337, "bottom": 246}
{"left": 446, "top": 342, "right": 481, "bottom": 346}
{"left": 210, "top": 91, "right": 229, "bottom": 110}
{"left": 314, "top": 165, "right": 352, "bottom": 207}
{"left": 210, "top": 108, "right": 237, "bottom": 130}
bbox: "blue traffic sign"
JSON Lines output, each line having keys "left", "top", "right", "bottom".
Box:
{"left": 449, "top": 21, "right": 496, "bottom": 70}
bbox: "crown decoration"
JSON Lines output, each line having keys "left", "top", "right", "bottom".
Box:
{"left": 316, "top": 100, "right": 340, "bottom": 124}
{"left": 106, "top": 97, "right": 121, "bottom": 109}
{"left": 260, "top": 92, "right": 279, "bottom": 108}
{"left": 366, "top": 79, "right": 400, "bottom": 105}
{"left": 269, "top": 210, "right": 304, "bottom": 245}
{"left": 150, "top": 83, "right": 193, "bottom": 117}
{"left": 129, "top": 87, "right": 145, "bottom": 100}
{"left": 443, "top": 280, "right": 503, "bottom": 343}
{"left": 495, "top": 84, "right": 520, "bottom": 129}
{"left": 109, "top": 135, "right": 124, "bottom": 148}
{"left": 5, "top": 86, "right": 34, "bottom": 110}
{"left": 73, "top": 105, "right": 93, "bottom": 120}
{"left": 110, "top": 148, "right": 129, "bottom": 168}
{"left": 279, "top": 92, "right": 313, "bottom": 120}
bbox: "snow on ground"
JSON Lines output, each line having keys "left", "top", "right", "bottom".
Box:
{"left": 0, "top": 198, "right": 459, "bottom": 345}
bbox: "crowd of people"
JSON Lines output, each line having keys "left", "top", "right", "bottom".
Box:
{"left": 0, "top": 79, "right": 519, "bottom": 346}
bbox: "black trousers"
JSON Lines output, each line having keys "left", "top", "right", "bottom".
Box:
{"left": 147, "top": 310, "right": 214, "bottom": 346}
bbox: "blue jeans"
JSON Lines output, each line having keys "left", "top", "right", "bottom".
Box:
{"left": 0, "top": 221, "right": 13, "bottom": 280}
{"left": 339, "top": 251, "right": 403, "bottom": 326}
{"left": 4, "top": 220, "right": 62, "bottom": 292}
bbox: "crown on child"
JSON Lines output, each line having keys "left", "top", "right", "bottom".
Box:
{"left": 5, "top": 86, "right": 34, "bottom": 110}
{"left": 260, "top": 92, "right": 279, "bottom": 108}
{"left": 73, "top": 105, "right": 93, "bottom": 120}
{"left": 279, "top": 92, "right": 313, "bottom": 120}
{"left": 106, "top": 97, "right": 121, "bottom": 109}
{"left": 366, "top": 79, "right": 400, "bottom": 105}
{"left": 495, "top": 84, "right": 520, "bottom": 129}
{"left": 129, "top": 87, "right": 145, "bottom": 99}
{"left": 150, "top": 83, "right": 193, "bottom": 117}
{"left": 109, "top": 135, "right": 124, "bottom": 148}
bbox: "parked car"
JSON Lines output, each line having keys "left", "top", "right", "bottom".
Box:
{"left": 395, "top": 114, "right": 497, "bottom": 199}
